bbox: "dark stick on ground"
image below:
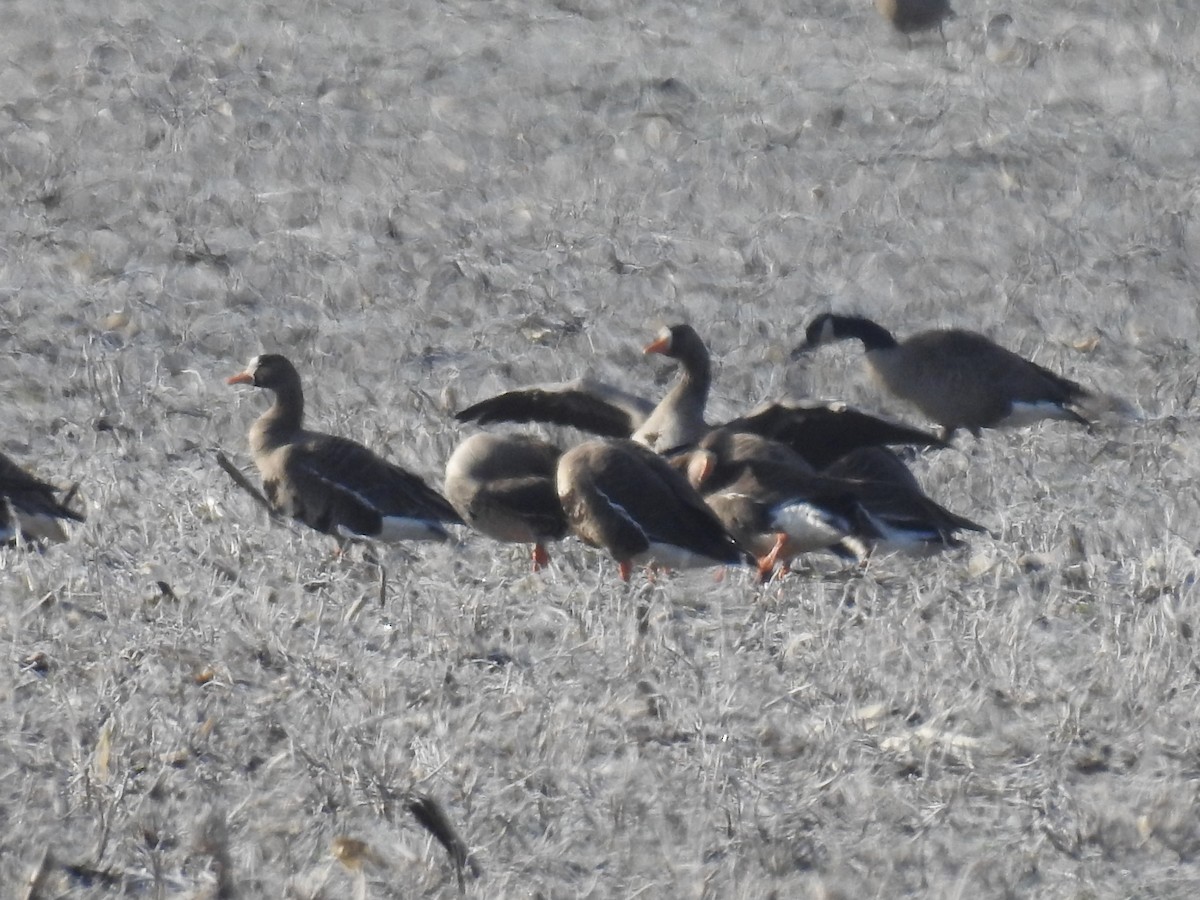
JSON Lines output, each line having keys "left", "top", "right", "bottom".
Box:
{"left": 214, "top": 449, "right": 280, "bottom": 520}
{"left": 408, "top": 792, "right": 481, "bottom": 892}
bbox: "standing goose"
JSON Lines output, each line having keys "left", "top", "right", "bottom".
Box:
{"left": 444, "top": 432, "right": 568, "bottom": 571}
{"left": 458, "top": 323, "right": 945, "bottom": 463}
{"left": 0, "top": 451, "right": 85, "bottom": 544}
{"left": 556, "top": 438, "right": 745, "bottom": 581}
{"left": 793, "top": 313, "right": 1094, "bottom": 438}
{"left": 227, "top": 354, "right": 462, "bottom": 544}
{"left": 823, "top": 447, "right": 987, "bottom": 550}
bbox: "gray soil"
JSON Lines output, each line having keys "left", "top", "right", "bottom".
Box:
{"left": 3, "top": 0, "right": 1200, "bottom": 896}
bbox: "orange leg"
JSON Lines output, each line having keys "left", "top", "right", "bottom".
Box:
{"left": 757, "top": 533, "right": 789, "bottom": 583}
{"left": 618, "top": 559, "right": 633, "bottom": 582}
{"left": 532, "top": 543, "right": 551, "bottom": 572}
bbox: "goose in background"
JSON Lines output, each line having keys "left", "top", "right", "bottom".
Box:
{"left": 793, "top": 313, "right": 1094, "bottom": 439}
{"left": 458, "top": 322, "right": 945, "bottom": 465}
{"left": 227, "top": 354, "right": 462, "bottom": 546}
{"left": 0, "top": 451, "right": 85, "bottom": 544}
{"left": 444, "top": 432, "right": 567, "bottom": 572}
{"left": 556, "top": 438, "right": 745, "bottom": 582}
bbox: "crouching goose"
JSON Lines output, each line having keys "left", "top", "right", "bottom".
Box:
{"left": 793, "top": 313, "right": 1094, "bottom": 439}
{"left": 678, "top": 431, "right": 874, "bottom": 579}
{"left": 556, "top": 438, "right": 745, "bottom": 581}
{"left": 458, "top": 322, "right": 945, "bottom": 464}
{"left": 227, "top": 354, "right": 462, "bottom": 545}
{"left": 0, "top": 451, "right": 85, "bottom": 544}
{"left": 444, "top": 432, "right": 568, "bottom": 571}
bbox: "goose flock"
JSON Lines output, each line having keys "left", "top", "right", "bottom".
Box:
{"left": 3, "top": 314, "right": 1098, "bottom": 584}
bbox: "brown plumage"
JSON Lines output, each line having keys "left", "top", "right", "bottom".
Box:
{"left": 227, "top": 354, "right": 462, "bottom": 544}
{"left": 444, "top": 432, "right": 567, "bottom": 571}
{"left": 794, "top": 314, "right": 1093, "bottom": 439}
{"left": 555, "top": 438, "right": 745, "bottom": 581}
{"left": 0, "top": 451, "right": 85, "bottom": 544}
{"left": 458, "top": 323, "right": 944, "bottom": 464}
{"left": 823, "top": 447, "right": 986, "bottom": 550}
{"left": 457, "top": 324, "right": 710, "bottom": 454}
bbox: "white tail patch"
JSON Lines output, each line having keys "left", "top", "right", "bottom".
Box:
{"left": 998, "top": 401, "right": 1076, "bottom": 427}
{"left": 770, "top": 502, "right": 850, "bottom": 552}
{"left": 339, "top": 517, "right": 449, "bottom": 542}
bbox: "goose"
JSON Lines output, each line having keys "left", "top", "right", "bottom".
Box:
{"left": 555, "top": 438, "right": 745, "bottom": 581}
{"left": 227, "top": 354, "right": 462, "bottom": 545}
{"left": 793, "top": 313, "right": 1093, "bottom": 438}
{"left": 457, "top": 324, "right": 709, "bottom": 454}
{"left": 875, "top": 0, "right": 954, "bottom": 37}
{"left": 823, "top": 447, "right": 987, "bottom": 550}
{"left": 458, "top": 323, "right": 945, "bottom": 465}
{"left": 444, "top": 432, "right": 568, "bottom": 571}
{"left": 0, "top": 451, "right": 85, "bottom": 544}
{"left": 678, "top": 431, "right": 875, "bottom": 578}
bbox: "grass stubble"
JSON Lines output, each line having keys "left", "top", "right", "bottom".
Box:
{"left": 3, "top": 0, "right": 1200, "bottom": 896}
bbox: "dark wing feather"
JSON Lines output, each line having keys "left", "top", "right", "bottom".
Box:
{"left": 470, "top": 476, "right": 569, "bottom": 540}
{"left": 613, "top": 443, "right": 745, "bottom": 564}
{"left": 285, "top": 434, "right": 462, "bottom": 537}
{"left": 455, "top": 378, "right": 654, "bottom": 438}
{"left": 721, "top": 401, "right": 947, "bottom": 469}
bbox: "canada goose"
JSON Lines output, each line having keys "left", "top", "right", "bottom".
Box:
{"left": 458, "top": 323, "right": 945, "bottom": 464}
{"left": 555, "top": 438, "right": 745, "bottom": 581}
{"left": 0, "top": 451, "right": 85, "bottom": 544}
{"left": 793, "top": 313, "right": 1093, "bottom": 438}
{"left": 823, "top": 447, "right": 986, "bottom": 550}
{"left": 444, "top": 432, "right": 568, "bottom": 571}
{"left": 678, "top": 431, "right": 874, "bottom": 578}
{"left": 875, "top": 0, "right": 954, "bottom": 37}
{"left": 227, "top": 354, "right": 462, "bottom": 545}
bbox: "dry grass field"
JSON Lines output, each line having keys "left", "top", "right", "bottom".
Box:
{"left": 3, "top": 0, "right": 1200, "bottom": 896}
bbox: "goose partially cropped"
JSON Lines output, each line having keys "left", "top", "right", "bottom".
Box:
{"left": 458, "top": 323, "right": 945, "bottom": 465}
{"left": 0, "top": 451, "right": 85, "bottom": 544}
{"left": 556, "top": 438, "right": 745, "bottom": 581}
{"left": 793, "top": 313, "right": 1094, "bottom": 438}
{"left": 228, "top": 354, "right": 462, "bottom": 545}
{"left": 444, "top": 432, "right": 568, "bottom": 571}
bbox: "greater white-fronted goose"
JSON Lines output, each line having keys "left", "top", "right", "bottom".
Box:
{"left": 823, "top": 447, "right": 987, "bottom": 551}
{"left": 444, "top": 432, "right": 568, "bottom": 571}
{"left": 679, "top": 431, "right": 873, "bottom": 579}
{"left": 555, "top": 438, "right": 745, "bottom": 581}
{"left": 0, "top": 451, "right": 85, "bottom": 544}
{"left": 459, "top": 323, "right": 945, "bottom": 464}
{"left": 227, "top": 354, "right": 462, "bottom": 544}
{"left": 876, "top": 0, "right": 954, "bottom": 37}
{"left": 793, "top": 313, "right": 1094, "bottom": 438}
{"left": 457, "top": 324, "right": 710, "bottom": 454}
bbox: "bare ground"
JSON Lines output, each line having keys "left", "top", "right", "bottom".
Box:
{"left": 3, "top": 0, "right": 1200, "bottom": 896}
